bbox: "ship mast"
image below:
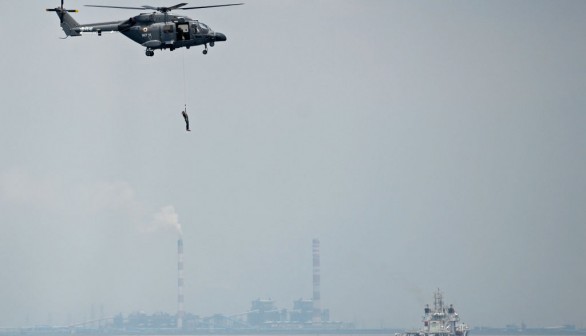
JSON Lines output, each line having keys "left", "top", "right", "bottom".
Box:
{"left": 434, "top": 289, "right": 444, "bottom": 312}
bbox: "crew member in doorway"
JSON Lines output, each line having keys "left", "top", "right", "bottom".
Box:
{"left": 182, "top": 109, "right": 191, "bottom": 132}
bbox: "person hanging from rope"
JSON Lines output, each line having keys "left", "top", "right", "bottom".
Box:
{"left": 181, "top": 107, "right": 191, "bottom": 132}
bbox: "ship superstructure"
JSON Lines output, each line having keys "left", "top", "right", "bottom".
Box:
{"left": 403, "top": 289, "right": 469, "bottom": 336}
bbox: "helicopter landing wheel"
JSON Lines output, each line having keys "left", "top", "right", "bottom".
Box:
{"left": 145, "top": 50, "right": 154, "bottom": 57}
{"left": 202, "top": 49, "right": 208, "bottom": 55}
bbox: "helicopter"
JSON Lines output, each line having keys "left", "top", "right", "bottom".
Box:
{"left": 47, "top": 1, "right": 243, "bottom": 56}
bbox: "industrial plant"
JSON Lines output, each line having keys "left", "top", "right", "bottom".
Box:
{"left": 155, "top": 238, "right": 343, "bottom": 332}
{"left": 1, "top": 239, "right": 365, "bottom": 335}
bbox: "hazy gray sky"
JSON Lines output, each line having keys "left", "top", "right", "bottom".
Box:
{"left": 1, "top": 0, "right": 585, "bottom": 330}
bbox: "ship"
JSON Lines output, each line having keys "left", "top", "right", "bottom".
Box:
{"left": 401, "top": 289, "right": 470, "bottom": 336}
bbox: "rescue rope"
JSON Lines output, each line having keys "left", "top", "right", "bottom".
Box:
{"left": 182, "top": 51, "right": 187, "bottom": 112}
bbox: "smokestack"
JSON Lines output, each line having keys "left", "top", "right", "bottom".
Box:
{"left": 177, "top": 238, "right": 184, "bottom": 329}
{"left": 312, "top": 238, "right": 321, "bottom": 324}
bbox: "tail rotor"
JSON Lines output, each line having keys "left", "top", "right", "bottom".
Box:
{"left": 47, "top": 0, "right": 81, "bottom": 37}
{"left": 46, "top": 0, "right": 78, "bottom": 23}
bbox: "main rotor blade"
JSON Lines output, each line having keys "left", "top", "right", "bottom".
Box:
{"left": 166, "top": 3, "right": 189, "bottom": 10}
{"left": 85, "top": 3, "right": 243, "bottom": 12}
{"left": 142, "top": 3, "right": 188, "bottom": 12}
{"left": 85, "top": 5, "right": 147, "bottom": 10}
{"left": 180, "top": 3, "right": 244, "bottom": 10}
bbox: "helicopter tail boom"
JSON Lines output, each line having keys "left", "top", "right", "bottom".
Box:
{"left": 60, "top": 10, "right": 82, "bottom": 37}
{"left": 47, "top": 0, "right": 82, "bottom": 37}
{"left": 47, "top": 8, "right": 82, "bottom": 37}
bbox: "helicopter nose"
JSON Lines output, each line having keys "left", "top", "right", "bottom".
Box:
{"left": 214, "top": 32, "right": 227, "bottom": 42}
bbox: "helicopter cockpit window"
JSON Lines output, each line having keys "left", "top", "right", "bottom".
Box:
{"left": 198, "top": 23, "right": 209, "bottom": 32}
{"left": 163, "top": 24, "right": 174, "bottom": 33}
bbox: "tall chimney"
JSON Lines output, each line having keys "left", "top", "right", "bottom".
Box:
{"left": 312, "top": 238, "right": 321, "bottom": 324}
{"left": 177, "top": 238, "right": 184, "bottom": 329}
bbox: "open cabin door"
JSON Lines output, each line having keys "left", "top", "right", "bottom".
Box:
{"left": 176, "top": 22, "right": 190, "bottom": 41}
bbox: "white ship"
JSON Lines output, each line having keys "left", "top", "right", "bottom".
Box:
{"left": 402, "top": 289, "right": 470, "bottom": 336}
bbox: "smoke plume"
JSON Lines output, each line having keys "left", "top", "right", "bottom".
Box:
{"left": 149, "top": 205, "right": 183, "bottom": 235}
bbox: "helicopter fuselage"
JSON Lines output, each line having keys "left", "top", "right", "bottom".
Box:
{"left": 65, "top": 12, "right": 226, "bottom": 56}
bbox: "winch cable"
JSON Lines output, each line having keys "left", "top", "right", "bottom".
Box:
{"left": 182, "top": 52, "right": 187, "bottom": 114}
